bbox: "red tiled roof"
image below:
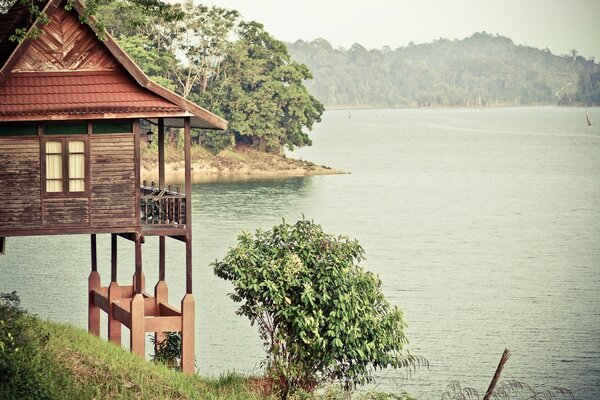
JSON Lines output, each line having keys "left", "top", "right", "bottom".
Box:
{"left": 0, "top": 70, "right": 184, "bottom": 116}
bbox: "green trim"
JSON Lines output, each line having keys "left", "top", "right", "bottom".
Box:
{"left": 45, "top": 123, "right": 87, "bottom": 135}
{"left": 93, "top": 121, "right": 133, "bottom": 134}
{"left": 0, "top": 124, "right": 38, "bottom": 136}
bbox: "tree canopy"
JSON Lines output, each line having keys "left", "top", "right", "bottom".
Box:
{"left": 93, "top": 0, "right": 323, "bottom": 153}
{"left": 287, "top": 33, "right": 600, "bottom": 108}
{"left": 213, "top": 220, "right": 425, "bottom": 398}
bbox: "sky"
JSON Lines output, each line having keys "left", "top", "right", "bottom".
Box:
{"left": 199, "top": 0, "right": 600, "bottom": 60}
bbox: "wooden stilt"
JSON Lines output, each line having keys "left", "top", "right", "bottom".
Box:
{"left": 133, "top": 234, "right": 145, "bottom": 293}
{"left": 88, "top": 234, "right": 100, "bottom": 336}
{"left": 133, "top": 270, "right": 146, "bottom": 293}
{"left": 154, "top": 236, "right": 168, "bottom": 349}
{"left": 130, "top": 234, "right": 145, "bottom": 355}
{"left": 108, "top": 281, "right": 121, "bottom": 344}
{"left": 130, "top": 293, "right": 145, "bottom": 356}
{"left": 181, "top": 293, "right": 195, "bottom": 374}
{"left": 108, "top": 234, "right": 121, "bottom": 344}
{"left": 180, "top": 116, "right": 195, "bottom": 374}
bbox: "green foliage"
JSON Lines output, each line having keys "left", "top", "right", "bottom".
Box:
{"left": 213, "top": 220, "right": 424, "bottom": 399}
{"left": 440, "top": 379, "right": 574, "bottom": 400}
{"left": 95, "top": 0, "right": 322, "bottom": 154}
{"left": 198, "top": 128, "right": 234, "bottom": 154}
{"left": 0, "top": 292, "right": 74, "bottom": 400}
{"left": 287, "top": 33, "right": 600, "bottom": 107}
{"left": 203, "top": 22, "right": 324, "bottom": 153}
{"left": 150, "top": 332, "right": 182, "bottom": 370}
{"left": 0, "top": 292, "right": 271, "bottom": 399}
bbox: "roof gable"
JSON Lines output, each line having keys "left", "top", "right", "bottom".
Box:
{"left": 0, "top": 0, "right": 227, "bottom": 129}
{"left": 13, "top": 5, "right": 118, "bottom": 72}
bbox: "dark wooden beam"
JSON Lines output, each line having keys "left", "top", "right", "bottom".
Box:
{"left": 0, "top": 237, "right": 5, "bottom": 255}
{"left": 134, "top": 234, "right": 143, "bottom": 294}
{"left": 111, "top": 233, "right": 117, "bottom": 282}
{"left": 184, "top": 117, "right": 192, "bottom": 294}
{"left": 90, "top": 234, "right": 97, "bottom": 272}
{"left": 134, "top": 119, "right": 141, "bottom": 239}
{"left": 169, "top": 235, "right": 187, "bottom": 243}
{"left": 117, "top": 233, "right": 145, "bottom": 243}
{"left": 158, "top": 118, "right": 165, "bottom": 189}
{"left": 159, "top": 237, "right": 166, "bottom": 281}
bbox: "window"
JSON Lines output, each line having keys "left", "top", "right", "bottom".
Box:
{"left": 45, "top": 141, "right": 63, "bottom": 192}
{"left": 68, "top": 141, "right": 85, "bottom": 192}
{"left": 43, "top": 138, "right": 88, "bottom": 196}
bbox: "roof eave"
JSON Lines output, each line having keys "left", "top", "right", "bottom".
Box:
{"left": 0, "top": 0, "right": 228, "bottom": 131}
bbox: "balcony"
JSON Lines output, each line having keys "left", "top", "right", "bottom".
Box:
{"left": 140, "top": 183, "right": 186, "bottom": 234}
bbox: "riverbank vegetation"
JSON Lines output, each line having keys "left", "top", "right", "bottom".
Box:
{"left": 0, "top": 292, "right": 417, "bottom": 399}
{"left": 0, "top": 292, "right": 268, "bottom": 400}
{"left": 94, "top": 0, "right": 323, "bottom": 155}
{"left": 287, "top": 33, "right": 600, "bottom": 108}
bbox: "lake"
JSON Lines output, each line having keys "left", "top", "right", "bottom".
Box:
{"left": 1, "top": 107, "right": 599, "bottom": 399}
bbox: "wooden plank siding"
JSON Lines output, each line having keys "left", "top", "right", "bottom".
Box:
{"left": 90, "top": 136, "right": 137, "bottom": 227}
{"left": 12, "top": 5, "right": 118, "bottom": 73}
{"left": 43, "top": 197, "right": 90, "bottom": 226}
{"left": 0, "top": 133, "right": 138, "bottom": 235}
{"left": 0, "top": 138, "right": 42, "bottom": 228}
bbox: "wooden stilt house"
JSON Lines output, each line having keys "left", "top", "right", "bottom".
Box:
{"left": 0, "top": 0, "right": 227, "bottom": 373}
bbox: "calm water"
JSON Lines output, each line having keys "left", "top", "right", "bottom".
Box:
{"left": 1, "top": 107, "right": 599, "bottom": 399}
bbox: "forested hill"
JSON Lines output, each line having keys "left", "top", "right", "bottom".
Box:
{"left": 286, "top": 32, "right": 600, "bottom": 108}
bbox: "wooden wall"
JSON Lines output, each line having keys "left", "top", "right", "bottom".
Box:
{"left": 0, "top": 133, "right": 137, "bottom": 235}
{"left": 0, "top": 137, "right": 42, "bottom": 229}
{"left": 90, "top": 136, "right": 136, "bottom": 227}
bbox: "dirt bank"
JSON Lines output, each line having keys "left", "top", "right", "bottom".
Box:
{"left": 141, "top": 147, "right": 344, "bottom": 184}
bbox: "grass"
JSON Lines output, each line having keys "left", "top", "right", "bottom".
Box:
{"left": 1, "top": 294, "right": 418, "bottom": 400}
{"left": 0, "top": 296, "right": 271, "bottom": 400}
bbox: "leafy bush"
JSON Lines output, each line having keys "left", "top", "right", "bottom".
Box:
{"left": 151, "top": 331, "right": 182, "bottom": 370}
{"left": 213, "top": 220, "right": 425, "bottom": 399}
{"left": 198, "top": 129, "right": 234, "bottom": 154}
{"left": 0, "top": 291, "right": 73, "bottom": 400}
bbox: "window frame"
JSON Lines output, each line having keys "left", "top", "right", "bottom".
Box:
{"left": 41, "top": 135, "right": 90, "bottom": 198}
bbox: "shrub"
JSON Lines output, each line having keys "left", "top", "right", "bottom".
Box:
{"left": 213, "top": 220, "right": 425, "bottom": 399}
{"left": 151, "top": 331, "right": 182, "bottom": 370}
{"left": 0, "top": 292, "right": 72, "bottom": 400}
{"left": 199, "top": 129, "right": 234, "bottom": 154}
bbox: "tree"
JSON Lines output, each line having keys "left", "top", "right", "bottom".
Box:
{"left": 213, "top": 220, "right": 425, "bottom": 399}
{"left": 2, "top": 0, "right": 179, "bottom": 40}
{"left": 156, "top": 0, "right": 239, "bottom": 99}
{"left": 204, "top": 22, "right": 324, "bottom": 153}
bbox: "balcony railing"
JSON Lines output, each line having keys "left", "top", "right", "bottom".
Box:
{"left": 140, "top": 182, "right": 186, "bottom": 226}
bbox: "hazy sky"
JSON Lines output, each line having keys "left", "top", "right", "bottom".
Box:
{"left": 200, "top": 0, "right": 600, "bottom": 60}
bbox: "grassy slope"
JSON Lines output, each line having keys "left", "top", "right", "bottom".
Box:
{"left": 0, "top": 314, "right": 270, "bottom": 400}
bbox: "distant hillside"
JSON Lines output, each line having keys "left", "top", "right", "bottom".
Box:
{"left": 287, "top": 32, "right": 600, "bottom": 108}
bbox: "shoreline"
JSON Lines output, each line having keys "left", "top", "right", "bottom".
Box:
{"left": 141, "top": 147, "right": 345, "bottom": 184}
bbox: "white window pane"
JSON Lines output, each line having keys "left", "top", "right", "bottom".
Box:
{"left": 46, "top": 180, "right": 62, "bottom": 192}
{"left": 69, "top": 153, "right": 85, "bottom": 179}
{"left": 46, "top": 141, "right": 61, "bottom": 154}
{"left": 46, "top": 154, "right": 62, "bottom": 179}
{"left": 68, "top": 140, "right": 84, "bottom": 153}
{"left": 69, "top": 179, "right": 85, "bottom": 192}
